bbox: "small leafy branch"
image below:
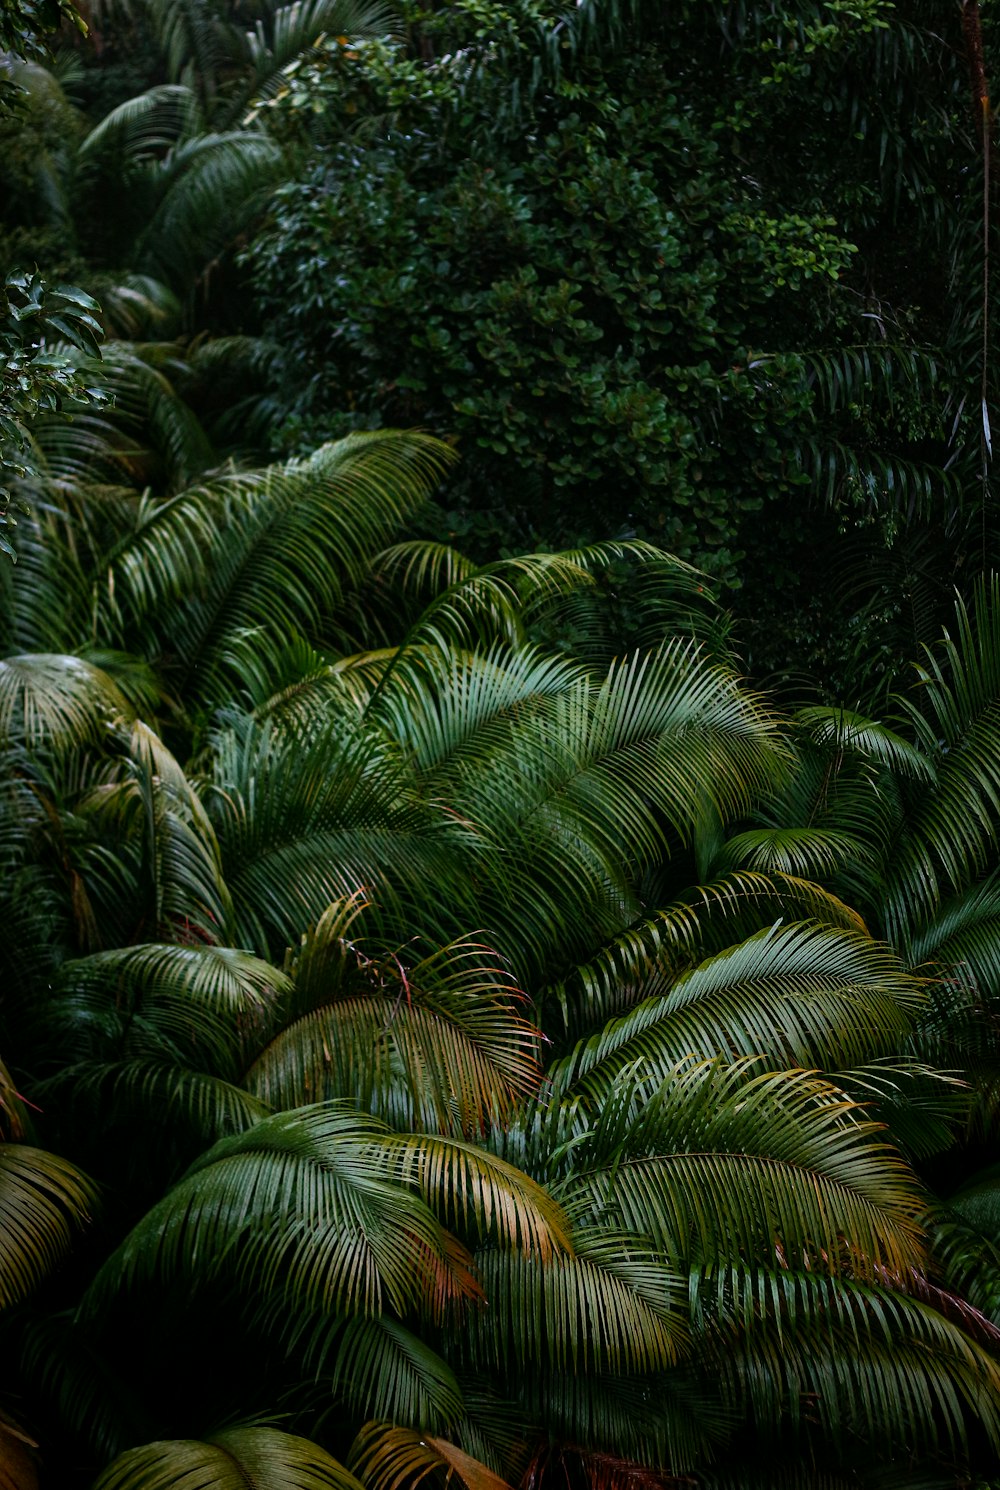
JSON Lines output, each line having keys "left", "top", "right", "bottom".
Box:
{"left": 0, "top": 270, "right": 106, "bottom": 559}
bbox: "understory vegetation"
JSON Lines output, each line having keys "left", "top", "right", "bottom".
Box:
{"left": 4, "top": 2, "right": 1000, "bottom": 1488}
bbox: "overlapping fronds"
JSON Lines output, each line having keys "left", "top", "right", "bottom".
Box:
{"left": 96, "top": 431, "right": 454, "bottom": 699}
{"left": 540, "top": 871, "right": 869, "bottom": 1039}
{"left": 885, "top": 575, "right": 1000, "bottom": 945}
{"left": 0, "top": 653, "right": 129, "bottom": 750}
{"left": 50, "top": 942, "right": 284, "bottom": 1076}
{"left": 405, "top": 639, "right": 784, "bottom": 977}
{"left": 93, "top": 1427, "right": 364, "bottom": 1490}
{"left": 468, "top": 1234, "right": 687, "bottom": 1374}
{"left": 136, "top": 131, "right": 286, "bottom": 290}
{"left": 551, "top": 922, "right": 927, "bottom": 1094}
{"left": 350, "top": 1422, "right": 515, "bottom": 1490}
{"left": 374, "top": 643, "right": 587, "bottom": 773}
{"left": 301, "top": 1315, "right": 467, "bottom": 1426}
{"left": 699, "top": 1267, "right": 1000, "bottom": 1455}
{"left": 205, "top": 712, "right": 473, "bottom": 956}
{"left": 0, "top": 1143, "right": 96, "bottom": 1309}
{"left": 81, "top": 1106, "right": 450, "bottom": 1320}
{"left": 42, "top": 1061, "right": 269, "bottom": 1170}
{"left": 74, "top": 718, "right": 234, "bottom": 942}
{"left": 559, "top": 1059, "right": 927, "bottom": 1279}
{"left": 377, "top": 1132, "right": 573, "bottom": 1258}
{"left": 245, "top": 930, "right": 543, "bottom": 1134}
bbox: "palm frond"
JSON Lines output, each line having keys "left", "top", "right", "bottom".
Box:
{"left": 552, "top": 922, "right": 926, "bottom": 1094}
{"left": 0, "top": 1143, "right": 96, "bottom": 1309}
{"left": 884, "top": 575, "right": 1000, "bottom": 943}
{"left": 296, "top": 1315, "right": 466, "bottom": 1428}
{"left": 559, "top": 1059, "right": 927, "bottom": 1279}
{"left": 100, "top": 431, "right": 454, "bottom": 699}
{"left": 50, "top": 942, "right": 287, "bottom": 1078}
{"left": 350, "top": 1422, "right": 515, "bottom": 1490}
{"left": 468, "top": 1231, "right": 687, "bottom": 1375}
{"left": 241, "top": 0, "right": 400, "bottom": 117}
{"left": 0, "top": 653, "right": 130, "bottom": 750}
{"left": 541, "top": 871, "right": 869, "bottom": 1041}
{"left": 79, "top": 85, "right": 199, "bottom": 162}
{"left": 93, "top": 1427, "right": 364, "bottom": 1490}
{"left": 81, "top": 1106, "right": 450, "bottom": 1321}
{"left": 136, "top": 131, "right": 287, "bottom": 290}
{"left": 246, "top": 931, "right": 542, "bottom": 1135}
{"left": 720, "top": 827, "right": 867, "bottom": 878}
{"left": 206, "top": 712, "right": 473, "bottom": 957}
{"left": 698, "top": 1267, "right": 1000, "bottom": 1456}
{"left": 378, "top": 1131, "right": 573, "bottom": 1259}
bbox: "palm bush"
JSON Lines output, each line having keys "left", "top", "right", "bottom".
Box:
{"left": 3, "top": 429, "right": 1000, "bottom": 1488}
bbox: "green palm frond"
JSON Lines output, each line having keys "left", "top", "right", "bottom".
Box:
{"left": 51, "top": 942, "right": 287, "bottom": 1077}
{"left": 0, "top": 1143, "right": 96, "bottom": 1309}
{"left": 542, "top": 871, "right": 869, "bottom": 1041}
{"left": 296, "top": 1315, "right": 466, "bottom": 1427}
{"left": 123, "top": 717, "right": 233, "bottom": 940}
{"left": 79, "top": 85, "right": 200, "bottom": 162}
{"left": 136, "top": 131, "right": 286, "bottom": 290}
{"left": 366, "top": 555, "right": 604, "bottom": 688}
{"left": 375, "top": 643, "right": 587, "bottom": 774}
{"left": 241, "top": 0, "right": 400, "bottom": 115}
{"left": 409, "top": 639, "right": 785, "bottom": 977}
{"left": 795, "top": 706, "right": 934, "bottom": 780}
{"left": 93, "top": 275, "right": 182, "bottom": 340}
{"left": 720, "top": 827, "right": 867, "bottom": 878}
{"left": 42, "top": 1061, "right": 269, "bottom": 1176}
{"left": 99, "top": 431, "right": 453, "bottom": 698}
{"left": 559, "top": 1059, "right": 927, "bottom": 1278}
{"left": 884, "top": 576, "right": 1000, "bottom": 943}
{"left": 468, "top": 1231, "right": 687, "bottom": 1375}
{"left": 246, "top": 930, "right": 542, "bottom": 1135}
{"left": 93, "top": 1427, "right": 364, "bottom": 1490}
{"left": 206, "top": 712, "right": 472, "bottom": 956}
{"left": 81, "top": 1106, "right": 450, "bottom": 1321}
{"left": 378, "top": 1131, "right": 573, "bottom": 1258}
{"left": 552, "top": 922, "right": 926, "bottom": 1094}
{"left": 350, "top": 1422, "right": 515, "bottom": 1490}
{"left": 512, "top": 1368, "right": 722, "bottom": 1473}
{"left": 0, "top": 653, "right": 130, "bottom": 750}
{"left": 699, "top": 1267, "right": 1000, "bottom": 1456}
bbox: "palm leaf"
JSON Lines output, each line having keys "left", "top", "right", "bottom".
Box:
{"left": 885, "top": 575, "right": 1000, "bottom": 945}
{"left": 0, "top": 1143, "right": 96, "bottom": 1309}
{"left": 93, "top": 1427, "right": 364, "bottom": 1490}
{"left": 551, "top": 922, "right": 927, "bottom": 1095}
{"left": 350, "top": 1422, "right": 515, "bottom": 1490}
{"left": 698, "top": 1267, "right": 1000, "bottom": 1456}
{"left": 292, "top": 1314, "right": 467, "bottom": 1428}
{"left": 559, "top": 1059, "right": 927, "bottom": 1279}
{"left": 245, "top": 930, "right": 542, "bottom": 1135}
{"left": 541, "top": 871, "right": 869, "bottom": 1041}
{"left": 51, "top": 942, "right": 287, "bottom": 1078}
{"left": 79, "top": 85, "right": 199, "bottom": 162}
{"left": 468, "top": 1231, "right": 688, "bottom": 1374}
{"left": 81, "top": 1106, "right": 451, "bottom": 1321}
{"left": 100, "top": 431, "right": 454, "bottom": 699}
{"left": 0, "top": 654, "right": 129, "bottom": 750}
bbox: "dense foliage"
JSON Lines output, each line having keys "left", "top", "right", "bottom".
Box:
{"left": 244, "top": 0, "right": 1000, "bottom": 694}
{"left": 4, "top": 1, "right": 1000, "bottom": 1487}
{"left": 3, "top": 424, "right": 1000, "bottom": 1487}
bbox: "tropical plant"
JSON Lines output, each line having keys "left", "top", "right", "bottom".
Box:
{"left": 3, "top": 430, "right": 1000, "bottom": 1486}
